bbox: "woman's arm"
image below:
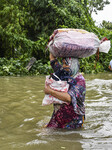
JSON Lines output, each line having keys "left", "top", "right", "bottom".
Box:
{"left": 44, "top": 84, "right": 71, "bottom": 103}
{"left": 49, "top": 53, "right": 62, "bottom": 73}
{"left": 49, "top": 53, "right": 56, "bottom": 61}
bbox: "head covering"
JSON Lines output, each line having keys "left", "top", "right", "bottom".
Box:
{"left": 65, "top": 58, "right": 80, "bottom": 76}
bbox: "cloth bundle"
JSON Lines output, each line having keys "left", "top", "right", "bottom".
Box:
{"left": 42, "top": 75, "right": 69, "bottom": 106}
{"left": 47, "top": 28, "right": 111, "bottom": 58}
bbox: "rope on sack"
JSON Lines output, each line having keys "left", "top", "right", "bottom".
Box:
{"left": 94, "top": 37, "right": 108, "bottom": 69}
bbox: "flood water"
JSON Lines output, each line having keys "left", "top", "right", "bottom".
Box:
{"left": 0, "top": 73, "right": 112, "bottom": 150}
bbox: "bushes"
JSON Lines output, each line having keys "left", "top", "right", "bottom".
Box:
{"left": 0, "top": 57, "right": 52, "bottom": 76}
{"left": 79, "top": 55, "right": 109, "bottom": 74}
{"left": 0, "top": 55, "right": 110, "bottom": 76}
{"left": 0, "top": 0, "right": 94, "bottom": 59}
{"left": 0, "top": 0, "right": 112, "bottom": 75}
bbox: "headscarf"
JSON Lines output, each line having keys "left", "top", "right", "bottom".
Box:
{"left": 65, "top": 58, "right": 80, "bottom": 77}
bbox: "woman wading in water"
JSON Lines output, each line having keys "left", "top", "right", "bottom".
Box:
{"left": 44, "top": 53, "right": 86, "bottom": 129}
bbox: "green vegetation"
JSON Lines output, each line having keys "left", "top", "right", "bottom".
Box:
{"left": 0, "top": 0, "right": 112, "bottom": 76}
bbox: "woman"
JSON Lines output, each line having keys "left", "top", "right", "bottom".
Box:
{"left": 109, "top": 60, "right": 112, "bottom": 71}
{"left": 44, "top": 53, "right": 86, "bottom": 129}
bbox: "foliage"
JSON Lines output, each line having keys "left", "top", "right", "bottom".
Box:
{"left": 87, "top": 0, "right": 110, "bottom": 14}
{"left": 0, "top": 0, "right": 95, "bottom": 59}
{"left": 79, "top": 56, "right": 105, "bottom": 74}
{"left": 0, "top": 0, "right": 112, "bottom": 76}
{"left": 0, "top": 57, "right": 52, "bottom": 76}
{"left": 101, "top": 21, "right": 112, "bottom": 30}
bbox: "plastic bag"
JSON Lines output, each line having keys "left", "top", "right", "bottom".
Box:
{"left": 42, "top": 75, "right": 69, "bottom": 106}
{"left": 99, "top": 40, "right": 111, "bottom": 53}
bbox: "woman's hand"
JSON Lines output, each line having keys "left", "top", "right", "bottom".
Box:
{"left": 44, "top": 84, "right": 71, "bottom": 103}
{"left": 44, "top": 84, "right": 52, "bottom": 95}
{"left": 49, "top": 53, "right": 55, "bottom": 61}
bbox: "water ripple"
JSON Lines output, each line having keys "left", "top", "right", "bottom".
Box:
{"left": 26, "top": 139, "right": 47, "bottom": 145}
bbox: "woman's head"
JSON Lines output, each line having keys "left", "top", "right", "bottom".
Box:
{"left": 62, "top": 58, "right": 80, "bottom": 76}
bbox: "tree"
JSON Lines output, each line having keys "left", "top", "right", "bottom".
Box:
{"left": 0, "top": 0, "right": 94, "bottom": 59}
{"left": 0, "top": 0, "right": 110, "bottom": 61}
{"left": 87, "top": 0, "right": 110, "bottom": 14}
{"left": 76, "top": 0, "right": 110, "bottom": 14}
{"left": 101, "top": 20, "right": 112, "bottom": 30}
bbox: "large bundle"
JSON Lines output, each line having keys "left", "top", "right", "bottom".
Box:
{"left": 47, "top": 28, "right": 110, "bottom": 58}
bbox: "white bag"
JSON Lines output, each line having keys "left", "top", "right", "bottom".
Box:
{"left": 42, "top": 75, "right": 69, "bottom": 106}
{"left": 99, "top": 40, "right": 111, "bottom": 53}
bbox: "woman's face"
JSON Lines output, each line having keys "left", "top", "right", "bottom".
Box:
{"left": 62, "top": 59, "right": 70, "bottom": 71}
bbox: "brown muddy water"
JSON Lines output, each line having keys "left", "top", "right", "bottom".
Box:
{"left": 0, "top": 73, "right": 112, "bottom": 150}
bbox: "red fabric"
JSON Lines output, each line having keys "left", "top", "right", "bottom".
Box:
{"left": 47, "top": 104, "right": 81, "bottom": 128}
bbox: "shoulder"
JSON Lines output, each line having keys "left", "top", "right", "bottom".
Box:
{"left": 68, "top": 73, "right": 86, "bottom": 90}
{"left": 68, "top": 73, "right": 86, "bottom": 97}
{"left": 75, "top": 73, "right": 85, "bottom": 87}
{"left": 76, "top": 73, "right": 85, "bottom": 80}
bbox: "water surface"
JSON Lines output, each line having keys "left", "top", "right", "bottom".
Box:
{"left": 0, "top": 73, "right": 112, "bottom": 150}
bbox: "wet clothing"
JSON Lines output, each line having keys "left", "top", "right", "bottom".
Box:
{"left": 47, "top": 59, "right": 86, "bottom": 129}
{"left": 47, "top": 103, "right": 84, "bottom": 129}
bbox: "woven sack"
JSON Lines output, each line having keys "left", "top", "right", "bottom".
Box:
{"left": 48, "top": 28, "right": 100, "bottom": 58}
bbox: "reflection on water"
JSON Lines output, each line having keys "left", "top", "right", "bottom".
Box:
{"left": 0, "top": 73, "right": 112, "bottom": 150}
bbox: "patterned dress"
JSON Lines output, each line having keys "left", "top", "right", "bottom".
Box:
{"left": 47, "top": 60, "right": 86, "bottom": 129}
